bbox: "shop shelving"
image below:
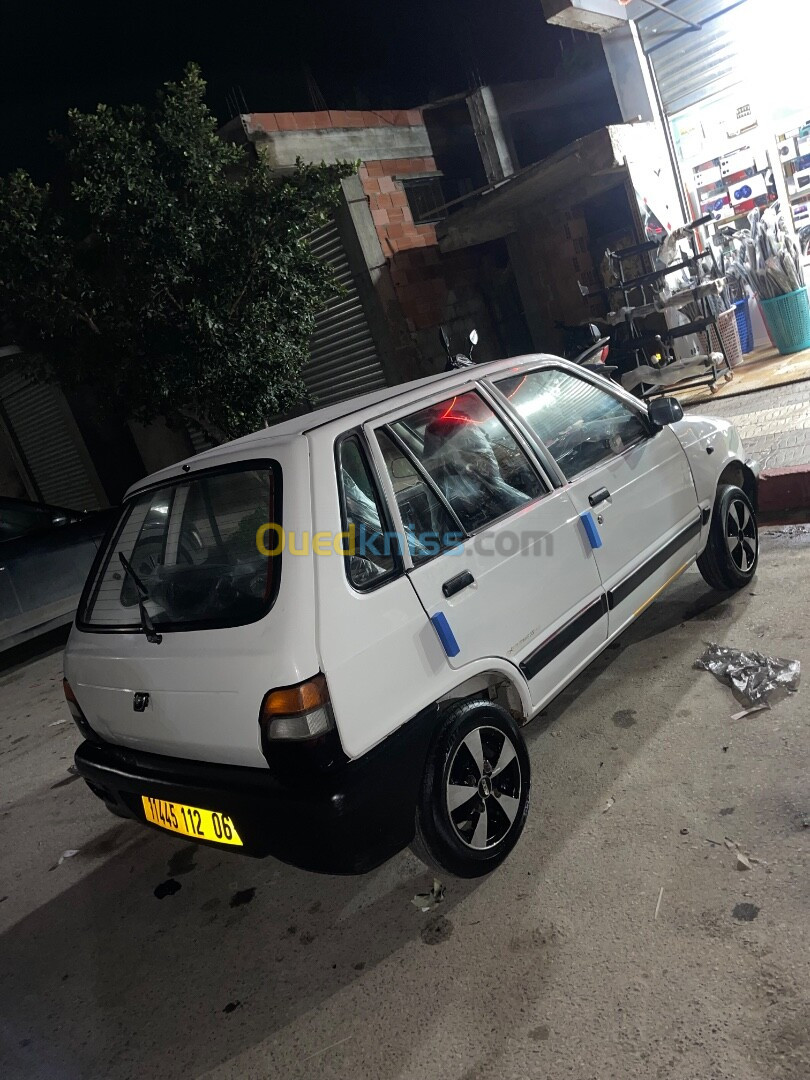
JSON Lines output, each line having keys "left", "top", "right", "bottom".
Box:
{"left": 603, "top": 216, "right": 735, "bottom": 398}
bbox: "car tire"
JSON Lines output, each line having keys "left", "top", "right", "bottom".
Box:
{"left": 697, "top": 483, "right": 758, "bottom": 591}
{"left": 412, "top": 698, "right": 530, "bottom": 879}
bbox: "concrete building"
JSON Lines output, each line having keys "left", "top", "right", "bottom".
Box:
{"left": 222, "top": 107, "right": 517, "bottom": 400}
{"left": 223, "top": 69, "right": 638, "bottom": 406}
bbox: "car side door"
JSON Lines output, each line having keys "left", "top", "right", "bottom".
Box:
{"left": 313, "top": 430, "right": 447, "bottom": 761}
{"left": 365, "top": 382, "right": 609, "bottom": 710}
{"left": 492, "top": 366, "right": 701, "bottom": 636}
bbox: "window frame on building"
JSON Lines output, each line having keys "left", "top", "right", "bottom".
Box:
{"left": 400, "top": 175, "right": 447, "bottom": 225}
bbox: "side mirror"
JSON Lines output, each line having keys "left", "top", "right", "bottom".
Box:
{"left": 648, "top": 396, "right": 684, "bottom": 429}
{"left": 469, "top": 329, "right": 479, "bottom": 346}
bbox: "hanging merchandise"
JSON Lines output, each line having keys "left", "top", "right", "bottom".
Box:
{"left": 725, "top": 205, "right": 810, "bottom": 353}
{"left": 726, "top": 206, "right": 806, "bottom": 300}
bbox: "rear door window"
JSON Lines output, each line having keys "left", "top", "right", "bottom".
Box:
{"left": 383, "top": 390, "right": 545, "bottom": 537}
{"left": 376, "top": 430, "right": 462, "bottom": 564}
{"left": 79, "top": 463, "right": 279, "bottom": 631}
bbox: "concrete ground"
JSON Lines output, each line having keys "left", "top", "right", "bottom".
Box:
{"left": 1, "top": 529, "right": 808, "bottom": 1080}
{"left": 690, "top": 381, "right": 810, "bottom": 470}
{"left": 678, "top": 344, "right": 810, "bottom": 407}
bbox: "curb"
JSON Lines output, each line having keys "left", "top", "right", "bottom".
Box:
{"left": 758, "top": 465, "right": 810, "bottom": 523}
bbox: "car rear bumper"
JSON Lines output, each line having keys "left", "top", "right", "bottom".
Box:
{"left": 74, "top": 708, "right": 436, "bottom": 874}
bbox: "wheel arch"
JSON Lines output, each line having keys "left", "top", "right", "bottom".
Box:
{"left": 717, "top": 459, "right": 758, "bottom": 511}
{"left": 436, "top": 666, "right": 531, "bottom": 726}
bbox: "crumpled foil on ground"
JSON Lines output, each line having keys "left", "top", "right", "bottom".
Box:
{"left": 695, "top": 643, "right": 801, "bottom": 707}
{"left": 411, "top": 879, "right": 445, "bottom": 913}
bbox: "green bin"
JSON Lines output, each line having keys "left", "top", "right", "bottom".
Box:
{"left": 760, "top": 287, "right": 810, "bottom": 355}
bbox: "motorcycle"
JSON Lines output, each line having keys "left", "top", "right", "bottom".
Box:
{"left": 556, "top": 321, "right": 617, "bottom": 379}
{"left": 442, "top": 323, "right": 616, "bottom": 380}
{"left": 441, "top": 326, "right": 479, "bottom": 371}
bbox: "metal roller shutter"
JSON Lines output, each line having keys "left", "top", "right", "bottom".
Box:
{"left": 305, "top": 220, "right": 387, "bottom": 407}
{"left": 186, "top": 425, "right": 218, "bottom": 456}
{"left": 637, "top": 0, "right": 749, "bottom": 117}
{"left": 0, "top": 373, "right": 101, "bottom": 510}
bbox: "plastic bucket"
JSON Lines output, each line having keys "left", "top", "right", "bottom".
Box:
{"left": 733, "top": 298, "right": 754, "bottom": 354}
{"left": 760, "top": 287, "right": 810, "bottom": 355}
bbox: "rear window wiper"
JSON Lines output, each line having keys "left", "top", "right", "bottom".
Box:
{"left": 118, "top": 552, "right": 163, "bottom": 645}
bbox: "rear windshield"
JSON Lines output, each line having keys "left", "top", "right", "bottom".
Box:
{"left": 79, "top": 462, "right": 280, "bottom": 632}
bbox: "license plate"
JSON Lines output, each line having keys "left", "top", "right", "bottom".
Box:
{"left": 141, "top": 795, "right": 243, "bottom": 846}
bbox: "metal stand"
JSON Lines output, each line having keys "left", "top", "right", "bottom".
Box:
{"left": 606, "top": 217, "right": 734, "bottom": 398}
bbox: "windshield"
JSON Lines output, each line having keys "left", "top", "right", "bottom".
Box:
{"left": 78, "top": 462, "right": 280, "bottom": 633}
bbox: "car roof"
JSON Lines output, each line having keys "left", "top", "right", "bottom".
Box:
{"left": 125, "top": 353, "right": 566, "bottom": 498}
{"left": 227, "top": 352, "right": 568, "bottom": 440}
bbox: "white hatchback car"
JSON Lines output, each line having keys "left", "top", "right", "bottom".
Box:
{"left": 64, "top": 355, "right": 760, "bottom": 877}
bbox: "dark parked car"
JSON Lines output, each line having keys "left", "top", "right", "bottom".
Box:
{"left": 0, "top": 497, "right": 116, "bottom": 650}
{"left": 0, "top": 496, "right": 89, "bottom": 543}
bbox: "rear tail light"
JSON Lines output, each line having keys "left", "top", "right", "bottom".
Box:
{"left": 63, "top": 678, "right": 98, "bottom": 741}
{"left": 600, "top": 344, "right": 610, "bottom": 364}
{"left": 259, "top": 674, "right": 335, "bottom": 743}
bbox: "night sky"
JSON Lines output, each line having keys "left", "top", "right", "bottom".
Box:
{"left": 0, "top": 0, "right": 582, "bottom": 179}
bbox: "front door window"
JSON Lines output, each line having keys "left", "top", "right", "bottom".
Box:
{"left": 496, "top": 369, "right": 648, "bottom": 478}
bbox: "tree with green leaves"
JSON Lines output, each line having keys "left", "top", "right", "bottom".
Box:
{"left": 0, "top": 64, "right": 354, "bottom": 441}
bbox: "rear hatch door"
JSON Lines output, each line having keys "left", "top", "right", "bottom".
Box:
{"left": 65, "top": 449, "right": 317, "bottom": 768}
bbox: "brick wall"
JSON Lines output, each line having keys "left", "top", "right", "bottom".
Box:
{"left": 233, "top": 108, "right": 518, "bottom": 379}
{"left": 359, "top": 154, "right": 509, "bottom": 366}
{"left": 408, "top": 247, "right": 504, "bottom": 369}
{"left": 246, "top": 110, "right": 424, "bottom": 134}
{"left": 519, "top": 209, "right": 598, "bottom": 349}
{"left": 358, "top": 155, "right": 450, "bottom": 334}
{"left": 358, "top": 157, "right": 438, "bottom": 257}
{"left": 245, "top": 107, "right": 448, "bottom": 334}
{"left": 244, "top": 108, "right": 510, "bottom": 367}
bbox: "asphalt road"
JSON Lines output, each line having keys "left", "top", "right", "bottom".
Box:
{"left": 1, "top": 528, "right": 808, "bottom": 1080}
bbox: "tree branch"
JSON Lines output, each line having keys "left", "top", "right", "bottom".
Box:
{"left": 58, "top": 293, "right": 102, "bottom": 336}
{"left": 175, "top": 406, "right": 230, "bottom": 446}
{"left": 228, "top": 247, "right": 262, "bottom": 319}
{"left": 76, "top": 311, "right": 102, "bottom": 336}
{"left": 163, "top": 288, "right": 184, "bottom": 313}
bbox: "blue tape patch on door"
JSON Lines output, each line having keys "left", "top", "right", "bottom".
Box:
{"left": 580, "top": 510, "right": 603, "bottom": 550}
{"left": 431, "top": 612, "right": 461, "bottom": 658}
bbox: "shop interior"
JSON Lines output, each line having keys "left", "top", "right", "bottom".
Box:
{"left": 663, "top": 5, "right": 810, "bottom": 402}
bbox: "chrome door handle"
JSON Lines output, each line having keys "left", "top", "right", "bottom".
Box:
{"left": 442, "top": 571, "right": 475, "bottom": 598}
{"left": 589, "top": 487, "right": 611, "bottom": 507}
